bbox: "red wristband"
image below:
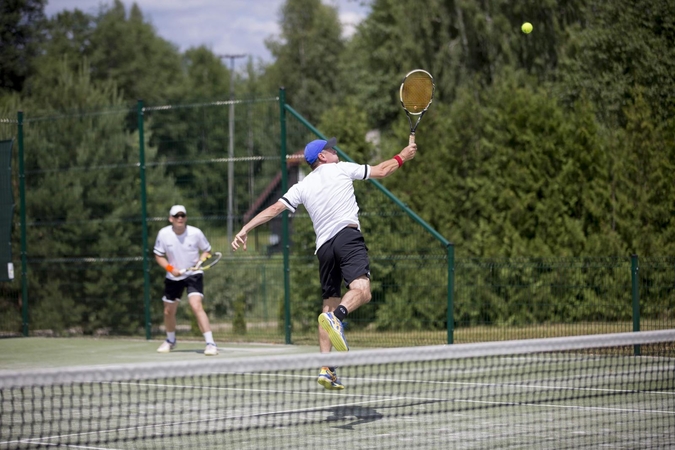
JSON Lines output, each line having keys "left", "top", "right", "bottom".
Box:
{"left": 394, "top": 155, "right": 404, "bottom": 167}
{"left": 165, "top": 265, "right": 174, "bottom": 272}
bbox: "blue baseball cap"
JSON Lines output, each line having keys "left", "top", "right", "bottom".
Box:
{"left": 304, "top": 137, "right": 337, "bottom": 164}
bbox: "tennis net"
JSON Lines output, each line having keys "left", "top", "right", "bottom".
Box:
{"left": 1, "top": 330, "right": 673, "bottom": 449}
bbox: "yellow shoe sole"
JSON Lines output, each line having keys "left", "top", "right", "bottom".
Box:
{"left": 317, "top": 376, "right": 345, "bottom": 390}
{"left": 318, "top": 314, "right": 349, "bottom": 352}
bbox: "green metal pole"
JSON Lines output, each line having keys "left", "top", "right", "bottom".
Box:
{"left": 17, "top": 111, "right": 28, "bottom": 337}
{"left": 138, "top": 100, "right": 152, "bottom": 340}
{"left": 262, "top": 265, "right": 267, "bottom": 322}
{"left": 447, "top": 243, "right": 455, "bottom": 344}
{"left": 631, "top": 254, "right": 640, "bottom": 356}
{"left": 279, "top": 88, "right": 291, "bottom": 344}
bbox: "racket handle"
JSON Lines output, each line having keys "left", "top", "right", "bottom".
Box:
{"left": 409, "top": 134, "right": 415, "bottom": 145}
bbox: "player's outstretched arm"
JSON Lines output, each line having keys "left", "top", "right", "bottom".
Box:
{"left": 369, "top": 142, "right": 417, "bottom": 179}
{"left": 232, "top": 201, "right": 287, "bottom": 251}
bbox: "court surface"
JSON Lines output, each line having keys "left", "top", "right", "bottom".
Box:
{"left": 1, "top": 337, "right": 673, "bottom": 449}
{"left": 0, "top": 337, "right": 317, "bottom": 370}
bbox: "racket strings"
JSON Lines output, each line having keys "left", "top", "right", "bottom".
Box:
{"left": 200, "top": 252, "right": 222, "bottom": 270}
{"left": 401, "top": 74, "right": 434, "bottom": 113}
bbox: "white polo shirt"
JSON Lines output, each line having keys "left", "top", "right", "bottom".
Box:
{"left": 154, "top": 225, "right": 211, "bottom": 280}
{"left": 280, "top": 161, "right": 371, "bottom": 253}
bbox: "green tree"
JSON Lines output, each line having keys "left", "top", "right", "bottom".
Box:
{"left": 89, "top": 1, "right": 184, "bottom": 104}
{"left": 558, "top": 0, "right": 675, "bottom": 125}
{"left": 0, "top": 0, "right": 46, "bottom": 93}
{"left": 35, "top": 1, "right": 185, "bottom": 106}
{"left": 388, "top": 69, "right": 613, "bottom": 258}
{"left": 38, "top": 9, "right": 94, "bottom": 77}
{"left": 611, "top": 90, "right": 675, "bottom": 255}
{"left": 19, "top": 59, "right": 177, "bottom": 334}
{"left": 180, "top": 46, "right": 231, "bottom": 100}
{"left": 264, "top": 0, "right": 345, "bottom": 124}
{"left": 339, "top": 0, "right": 586, "bottom": 130}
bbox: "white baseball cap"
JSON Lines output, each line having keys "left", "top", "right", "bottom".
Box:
{"left": 169, "top": 205, "right": 186, "bottom": 216}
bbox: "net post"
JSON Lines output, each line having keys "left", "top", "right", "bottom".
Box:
{"left": 17, "top": 111, "right": 28, "bottom": 337}
{"left": 137, "top": 100, "right": 152, "bottom": 340}
{"left": 447, "top": 243, "right": 455, "bottom": 344}
{"left": 279, "top": 87, "right": 291, "bottom": 345}
{"left": 631, "top": 254, "right": 640, "bottom": 356}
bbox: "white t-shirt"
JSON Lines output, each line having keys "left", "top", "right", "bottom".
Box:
{"left": 279, "top": 162, "right": 371, "bottom": 252}
{"left": 154, "top": 225, "right": 211, "bottom": 281}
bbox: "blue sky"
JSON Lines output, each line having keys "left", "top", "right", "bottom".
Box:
{"left": 44, "top": 0, "right": 371, "bottom": 67}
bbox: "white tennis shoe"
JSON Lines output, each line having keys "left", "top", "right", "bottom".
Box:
{"left": 204, "top": 343, "right": 218, "bottom": 356}
{"left": 157, "top": 339, "right": 176, "bottom": 353}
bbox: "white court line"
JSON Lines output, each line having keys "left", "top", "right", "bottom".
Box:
{"left": 265, "top": 371, "right": 675, "bottom": 396}
{"left": 0, "top": 390, "right": 389, "bottom": 448}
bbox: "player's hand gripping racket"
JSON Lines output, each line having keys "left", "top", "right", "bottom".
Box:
{"left": 399, "top": 69, "right": 435, "bottom": 145}
{"left": 179, "top": 252, "right": 222, "bottom": 275}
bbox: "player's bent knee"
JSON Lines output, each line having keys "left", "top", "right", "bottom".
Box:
{"left": 355, "top": 285, "right": 372, "bottom": 304}
{"left": 188, "top": 296, "right": 205, "bottom": 313}
{"left": 349, "top": 277, "right": 372, "bottom": 303}
{"left": 163, "top": 302, "right": 178, "bottom": 316}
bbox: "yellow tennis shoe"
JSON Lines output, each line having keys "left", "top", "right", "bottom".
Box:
{"left": 318, "top": 312, "right": 349, "bottom": 352}
{"left": 317, "top": 367, "right": 344, "bottom": 390}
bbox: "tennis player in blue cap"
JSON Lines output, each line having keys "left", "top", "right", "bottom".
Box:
{"left": 232, "top": 137, "right": 416, "bottom": 389}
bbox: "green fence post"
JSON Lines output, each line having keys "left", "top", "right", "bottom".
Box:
{"left": 279, "top": 88, "right": 291, "bottom": 344}
{"left": 447, "top": 243, "right": 455, "bottom": 344}
{"left": 17, "top": 111, "right": 28, "bottom": 337}
{"left": 138, "top": 100, "right": 152, "bottom": 340}
{"left": 631, "top": 254, "right": 640, "bottom": 355}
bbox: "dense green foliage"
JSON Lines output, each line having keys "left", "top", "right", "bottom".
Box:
{"left": 1, "top": 0, "right": 673, "bottom": 334}
{"left": 0, "top": 0, "right": 46, "bottom": 93}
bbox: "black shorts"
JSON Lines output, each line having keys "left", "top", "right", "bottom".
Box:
{"left": 162, "top": 274, "right": 204, "bottom": 303}
{"left": 316, "top": 227, "right": 370, "bottom": 299}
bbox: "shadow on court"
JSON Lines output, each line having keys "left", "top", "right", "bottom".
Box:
{"left": 324, "top": 400, "right": 442, "bottom": 430}
{"left": 325, "top": 405, "right": 384, "bottom": 430}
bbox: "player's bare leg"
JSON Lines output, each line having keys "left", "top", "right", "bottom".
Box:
{"left": 317, "top": 297, "right": 345, "bottom": 390}
{"left": 163, "top": 301, "right": 179, "bottom": 333}
{"left": 188, "top": 294, "right": 218, "bottom": 355}
{"left": 341, "top": 275, "right": 372, "bottom": 312}
{"left": 188, "top": 294, "right": 211, "bottom": 333}
{"left": 157, "top": 301, "right": 179, "bottom": 353}
{"left": 318, "top": 276, "right": 372, "bottom": 353}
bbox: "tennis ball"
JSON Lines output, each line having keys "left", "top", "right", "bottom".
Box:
{"left": 521, "top": 22, "right": 533, "bottom": 34}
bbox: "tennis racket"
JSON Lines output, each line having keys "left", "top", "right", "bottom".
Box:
{"left": 399, "top": 69, "right": 435, "bottom": 144}
{"left": 179, "top": 252, "right": 222, "bottom": 275}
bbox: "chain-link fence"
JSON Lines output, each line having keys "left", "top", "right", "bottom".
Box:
{"left": 1, "top": 94, "right": 673, "bottom": 345}
{"left": 454, "top": 256, "right": 674, "bottom": 343}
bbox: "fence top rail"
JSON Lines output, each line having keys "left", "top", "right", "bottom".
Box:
{"left": 23, "top": 107, "right": 134, "bottom": 123}
{"left": 143, "top": 96, "right": 278, "bottom": 112}
{"left": 14, "top": 97, "right": 280, "bottom": 122}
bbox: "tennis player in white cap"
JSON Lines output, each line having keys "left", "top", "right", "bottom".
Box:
{"left": 154, "top": 205, "right": 218, "bottom": 356}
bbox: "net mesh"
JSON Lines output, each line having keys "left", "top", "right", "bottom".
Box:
{"left": 1, "top": 330, "right": 673, "bottom": 449}
{"left": 400, "top": 71, "right": 434, "bottom": 113}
